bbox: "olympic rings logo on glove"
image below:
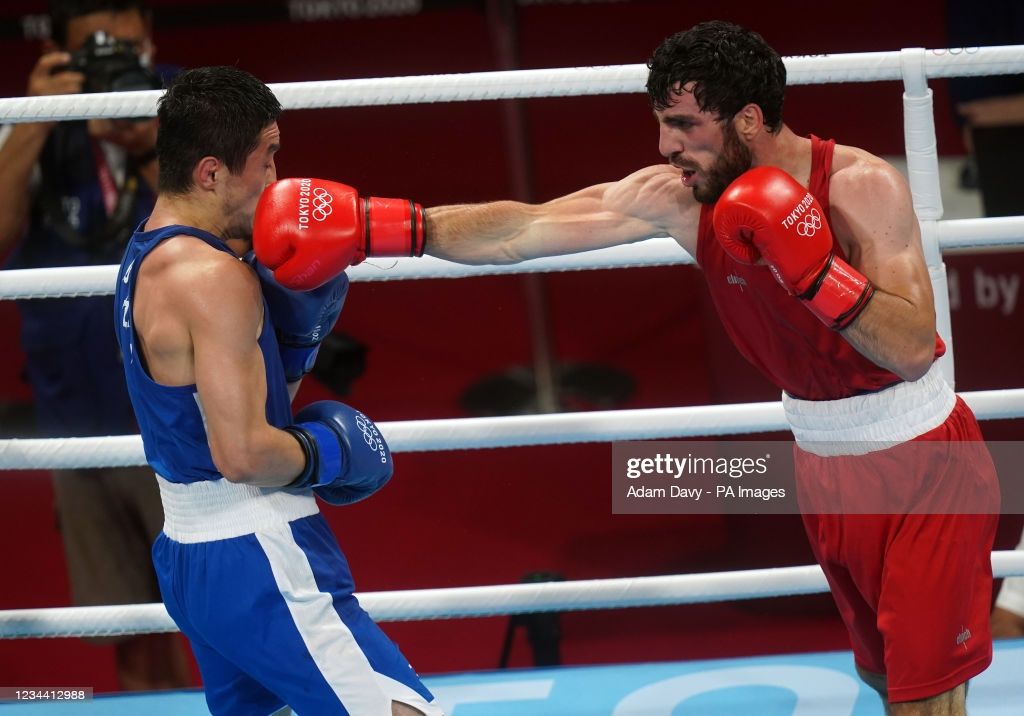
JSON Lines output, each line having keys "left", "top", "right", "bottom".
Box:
{"left": 355, "top": 413, "right": 388, "bottom": 462}
{"left": 312, "top": 187, "right": 334, "bottom": 222}
{"left": 795, "top": 208, "right": 822, "bottom": 237}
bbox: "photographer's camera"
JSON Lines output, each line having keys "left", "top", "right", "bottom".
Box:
{"left": 59, "top": 30, "right": 161, "bottom": 94}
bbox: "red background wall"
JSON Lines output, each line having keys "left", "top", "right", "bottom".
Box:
{"left": 1, "top": 0, "right": 1022, "bottom": 694}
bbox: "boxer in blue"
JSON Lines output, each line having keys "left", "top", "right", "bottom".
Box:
{"left": 114, "top": 65, "right": 441, "bottom": 716}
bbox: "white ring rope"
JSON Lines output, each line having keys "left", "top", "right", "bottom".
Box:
{"left": 2, "top": 388, "right": 1022, "bottom": 470}
{"left": 2, "top": 214, "right": 1024, "bottom": 299}
{"left": 3, "top": 550, "right": 1023, "bottom": 639}
{"left": 1, "top": 45, "right": 1023, "bottom": 123}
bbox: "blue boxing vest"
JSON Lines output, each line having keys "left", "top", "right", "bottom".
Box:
{"left": 114, "top": 223, "right": 292, "bottom": 484}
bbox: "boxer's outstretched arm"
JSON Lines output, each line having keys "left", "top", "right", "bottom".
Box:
{"left": 425, "top": 164, "right": 699, "bottom": 264}
{"left": 829, "top": 162, "right": 937, "bottom": 381}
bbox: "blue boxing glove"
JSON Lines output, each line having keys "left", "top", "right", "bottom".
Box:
{"left": 285, "top": 401, "right": 393, "bottom": 506}
{"left": 249, "top": 255, "right": 348, "bottom": 383}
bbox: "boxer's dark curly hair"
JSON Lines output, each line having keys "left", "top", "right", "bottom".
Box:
{"left": 646, "top": 21, "right": 786, "bottom": 133}
{"left": 157, "top": 66, "right": 282, "bottom": 194}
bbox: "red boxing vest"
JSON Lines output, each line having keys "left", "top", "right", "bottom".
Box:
{"left": 696, "top": 135, "right": 944, "bottom": 400}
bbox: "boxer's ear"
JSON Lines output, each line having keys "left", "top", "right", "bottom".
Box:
{"left": 195, "top": 156, "right": 222, "bottom": 190}
{"left": 733, "top": 103, "right": 763, "bottom": 141}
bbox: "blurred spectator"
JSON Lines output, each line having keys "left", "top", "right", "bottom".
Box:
{"left": 946, "top": 0, "right": 1024, "bottom": 216}
{"left": 0, "top": 0, "right": 189, "bottom": 690}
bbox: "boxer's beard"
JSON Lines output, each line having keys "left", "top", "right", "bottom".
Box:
{"left": 221, "top": 217, "right": 254, "bottom": 244}
{"left": 693, "top": 122, "right": 753, "bottom": 205}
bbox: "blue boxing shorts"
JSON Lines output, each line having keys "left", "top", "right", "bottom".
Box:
{"left": 152, "top": 476, "right": 443, "bottom": 716}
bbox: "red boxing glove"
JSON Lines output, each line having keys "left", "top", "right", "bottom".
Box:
{"left": 253, "top": 178, "right": 426, "bottom": 290}
{"left": 712, "top": 166, "right": 874, "bottom": 330}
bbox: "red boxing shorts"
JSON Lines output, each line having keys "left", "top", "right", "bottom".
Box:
{"left": 785, "top": 364, "right": 999, "bottom": 703}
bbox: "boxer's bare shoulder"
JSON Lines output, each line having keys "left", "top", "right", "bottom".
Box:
{"left": 827, "top": 144, "right": 918, "bottom": 258}
{"left": 133, "top": 235, "right": 261, "bottom": 387}
{"left": 829, "top": 145, "right": 912, "bottom": 214}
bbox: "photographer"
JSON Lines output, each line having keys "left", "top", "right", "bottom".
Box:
{"left": 0, "top": 1, "right": 189, "bottom": 691}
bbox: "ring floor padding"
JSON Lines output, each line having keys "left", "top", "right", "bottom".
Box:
{"left": 2, "top": 640, "right": 1021, "bottom": 714}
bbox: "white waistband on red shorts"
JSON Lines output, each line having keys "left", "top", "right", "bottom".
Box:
{"left": 782, "top": 361, "right": 956, "bottom": 457}
{"left": 156, "top": 474, "right": 319, "bottom": 543}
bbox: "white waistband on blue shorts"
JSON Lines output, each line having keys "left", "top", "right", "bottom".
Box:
{"left": 156, "top": 474, "right": 319, "bottom": 543}
{"left": 782, "top": 361, "right": 956, "bottom": 457}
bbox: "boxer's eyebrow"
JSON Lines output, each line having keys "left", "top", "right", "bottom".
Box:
{"left": 661, "top": 114, "right": 699, "bottom": 128}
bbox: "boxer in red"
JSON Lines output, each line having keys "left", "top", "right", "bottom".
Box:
{"left": 264, "top": 20, "right": 999, "bottom": 716}
{"left": 421, "top": 21, "right": 999, "bottom": 716}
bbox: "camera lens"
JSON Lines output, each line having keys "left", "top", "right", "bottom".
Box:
{"left": 73, "top": 31, "right": 163, "bottom": 96}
